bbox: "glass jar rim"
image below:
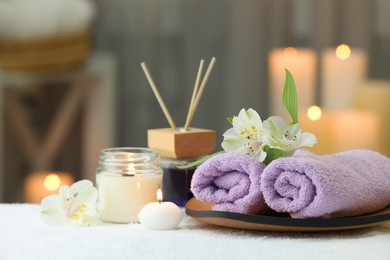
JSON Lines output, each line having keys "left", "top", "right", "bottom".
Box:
{"left": 101, "top": 147, "right": 156, "bottom": 154}
{"left": 100, "top": 147, "right": 158, "bottom": 161}
{"left": 97, "top": 147, "right": 162, "bottom": 176}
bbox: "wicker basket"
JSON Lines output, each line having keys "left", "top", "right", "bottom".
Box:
{"left": 0, "top": 31, "right": 90, "bottom": 72}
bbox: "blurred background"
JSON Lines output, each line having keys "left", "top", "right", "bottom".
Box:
{"left": 0, "top": 0, "right": 389, "bottom": 203}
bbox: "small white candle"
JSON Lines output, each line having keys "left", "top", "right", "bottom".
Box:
{"left": 321, "top": 44, "right": 367, "bottom": 111}
{"left": 139, "top": 189, "right": 183, "bottom": 230}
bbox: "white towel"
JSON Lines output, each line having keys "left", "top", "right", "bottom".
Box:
{"left": 0, "top": 204, "right": 389, "bottom": 260}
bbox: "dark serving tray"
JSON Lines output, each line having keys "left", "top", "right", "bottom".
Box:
{"left": 185, "top": 198, "right": 390, "bottom": 232}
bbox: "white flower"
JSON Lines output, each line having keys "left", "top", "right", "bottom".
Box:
{"left": 41, "top": 180, "right": 98, "bottom": 227}
{"left": 262, "top": 116, "right": 317, "bottom": 153}
{"left": 221, "top": 108, "right": 267, "bottom": 161}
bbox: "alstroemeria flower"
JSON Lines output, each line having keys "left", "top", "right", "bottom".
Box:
{"left": 41, "top": 180, "right": 98, "bottom": 227}
{"left": 262, "top": 116, "right": 317, "bottom": 153}
{"left": 221, "top": 108, "right": 267, "bottom": 161}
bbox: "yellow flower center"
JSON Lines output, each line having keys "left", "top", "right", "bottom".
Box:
{"left": 68, "top": 203, "right": 88, "bottom": 222}
{"left": 239, "top": 125, "right": 259, "bottom": 140}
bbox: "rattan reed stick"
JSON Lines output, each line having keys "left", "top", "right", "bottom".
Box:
{"left": 184, "top": 59, "right": 205, "bottom": 130}
{"left": 141, "top": 62, "right": 176, "bottom": 129}
{"left": 185, "top": 57, "right": 216, "bottom": 129}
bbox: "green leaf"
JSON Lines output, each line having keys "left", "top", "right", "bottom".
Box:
{"left": 263, "top": 145, "right": 286, "bottom": 165}
{"left": 226, "top": 117, "right": 233, "bottom": 125}
{"left": 282, "top": 69, "right": 298, "bottom": 124}
{"left": 176, "top": 151, "right": 225, "bottom": 169}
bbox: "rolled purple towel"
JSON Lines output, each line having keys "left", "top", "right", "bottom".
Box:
{"left": 261, "top": 149, "right": 390, "bottom": 219}
{"left": 191, "top": 153, "right": 268, "bottom": 214}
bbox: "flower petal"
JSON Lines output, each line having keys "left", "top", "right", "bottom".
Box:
{"left": 255, "top": 149, "right": 267, "bottom": 162}
{"left": 40, "top": 195, "right": 66, "bottom": 226}
{"left": 67, "top": 180, "right": 98, "bottom": 223}
{"left": 72, "top": 185, "right": 98, "bottom": 216}
{"left": 41, "top": 180, "right": 98, "bottom": 227}
{"left": 246, "top": 108, "right": 262, "bottom": 125}
{"left": 237, "top": 108, "right": 250, "bottom": 124}
{"left": 80, "top": 214, "right": 99, "bottom": 227}
{"left": 297, "top": 132, "right": 317, "bottom": 147}
{"left": 222, "top": 136, "right": 247, "bottom": 154}
{"left": 71, "top": 179, "right": 94, "bottom": 192}
{"left": 263, "top": 116, "right": 288, "bottom": 136}
{"left": 222, "top": 127, "right": 239, "bottom": 139}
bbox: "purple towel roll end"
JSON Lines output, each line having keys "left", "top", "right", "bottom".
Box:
{"left": 261, "top": 149, "right": 390, "bottom": 218}
{"left": 191, "top": 153, "right": 268, "bottom": 214}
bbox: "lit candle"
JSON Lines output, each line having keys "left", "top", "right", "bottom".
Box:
{"left": 300, "top": 107, "right": 379, "bottom": 154}
{"left": 269, "top": 47, "right": 317, "bottom": 119}
{"left": 24, "top": 172, "right": 74, "bottom": 204}
{"left": 96, "top": 148, "right": 163, "bottom": 223}
{"left": 139, "top": 189, "right": 183, "bottom": 230}
{"left": 299, "top": 106, "right": 335, "bottom": 155}
{"left": 331, "top": 109, "right": 379, "bottom": 152}
{"left": 321, "top": 44, "right": 368, "bottom": 111}
{"left": 355, "top": 80, "right": 390, "bottom": 157}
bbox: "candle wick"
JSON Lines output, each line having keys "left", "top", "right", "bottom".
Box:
{"left": 158, "top": 200, "right": 162, "bottom": 204}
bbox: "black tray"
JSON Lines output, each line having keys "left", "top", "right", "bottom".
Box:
{"left": 185, "top": 198, "right": 390, "bottom": 232}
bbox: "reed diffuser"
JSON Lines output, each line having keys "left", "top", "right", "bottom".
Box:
{"left": 141, "top": 58, "right": 217, "bottom": 206}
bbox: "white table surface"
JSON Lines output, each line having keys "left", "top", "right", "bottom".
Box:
{"left": 1, "top": 204, "right": 390, "bottom": 260}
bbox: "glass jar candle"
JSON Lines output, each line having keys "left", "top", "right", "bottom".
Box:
{"left": 96, "top": 147, "right": 162, "bottom": 223}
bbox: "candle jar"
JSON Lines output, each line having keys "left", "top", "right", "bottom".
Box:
{"left": 160, "top": 157, "right": 197, "bottom": 207}
{"left": 96, "top": 147, "right": 162, "bottom": 223}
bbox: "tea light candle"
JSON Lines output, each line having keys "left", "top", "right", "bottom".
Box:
{"left": 24, "top": 171, "right": 74, "bottom": 204}
{"left": 139, "top": 189, "right": 183, "bottom": 230}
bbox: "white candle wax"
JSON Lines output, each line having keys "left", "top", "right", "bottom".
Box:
{"left": 355, "top": 81, "right": 390, "bottom": 157}
{"left": 332, "top": 109, "right": 379, "bottom": 152}
{"left": 96, "top": 173, "right": 162, "bottom": 223}
{"left": 321, "top": 45, "right": 367, "bottom": 111}
{"left": 269, "top": 47, "right": 317, "bottom": 120}
{"left": 300, "top": 108, "right": 379, "bottom": 154}
{"left": 139, "top": 201, "right": 183, "bottom": 230}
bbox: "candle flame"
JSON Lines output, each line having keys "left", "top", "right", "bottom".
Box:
{"left": 128, "top": 163, "right": 136, "bottom": 172}
{"left": 44, "top": 173, "right": 61, "bottom": 191}
{"left": 336, "top": 44, "right": 351, "bottom": 60}
{"left": 307, "top": 106, "right": 322, "bottom": 121}
{"left": 157, "top": 189, "right": 163, "bottom": 203}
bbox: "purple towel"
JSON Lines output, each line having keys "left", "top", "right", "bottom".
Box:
{"left": 261, "top": 149, "right": 390, "bottom": 219}
{"left": 191, "top": 153, "right": 268, "bottom": 214}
